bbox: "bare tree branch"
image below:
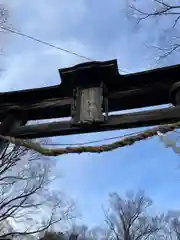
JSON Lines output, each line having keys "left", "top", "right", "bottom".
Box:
{"left": 0, "top": 138, "right": 75, "bottom": 238}
{"left": 104, "top": 191, "right": 160, "bottom": 240}
{"left": 128, "top": 0, "right": 180, "bottom": 59}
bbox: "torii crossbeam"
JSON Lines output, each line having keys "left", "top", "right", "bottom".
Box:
{"left": 1, "top": 59, "right": 180, "bottom": 141}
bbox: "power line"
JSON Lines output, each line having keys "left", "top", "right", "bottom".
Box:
{"left": 1, "top": 26, "right": 92, "bottom": 61}
{"left": 43, "top": 129, "right": 151, "bottom": 146}
{"left": 1, "top": 26, "right": 130, "bottom": 73}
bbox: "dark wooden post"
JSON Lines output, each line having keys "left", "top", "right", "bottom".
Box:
{"left": 0, "top": 106, "right": 27, "bottom": 156}
{"left": 170, "top": 82, "right": 180, "bottom": 105}
{"left": 69, "top": 233, "right": 78, "bottom": 240}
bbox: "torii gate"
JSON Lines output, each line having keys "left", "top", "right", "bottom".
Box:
{"left": 0, "top": 59, "right": 180, "bottom": 155}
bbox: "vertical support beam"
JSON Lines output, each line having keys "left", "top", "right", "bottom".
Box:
{"left": 0, "top": 106, "right": 27, "bottom": 156}
{"left": 69, "top": 234, "right": 78, "bottom": 240}
{"left": 170, "top": 82, "right": 180, "bottom": 105}
{"left": 174, "top": 91, "right": 180, "bottom": 105}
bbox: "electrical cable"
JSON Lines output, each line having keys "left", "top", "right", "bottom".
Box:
{"left": 1, "top": 26, "right": 130, "bottom": 74}
{"left": 1, "top": 26, "right": 92, "bottom": 61}
{"left": 42, "top": 129, "right": 150, "bottom": 146}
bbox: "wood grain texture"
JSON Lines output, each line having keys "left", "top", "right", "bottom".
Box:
{"left": 0, "top": 59, "right": 180, "bottom": 121}
{"left": 7, "top": 106, "right": 180, "bottom": 139}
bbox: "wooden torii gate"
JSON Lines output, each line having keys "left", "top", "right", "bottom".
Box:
{"left": 1, "top": 59, "right": 180, "bottom": 154}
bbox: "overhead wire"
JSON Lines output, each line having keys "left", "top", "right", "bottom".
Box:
{"left": 1, "top": 26, "right": 92, "bottom": 61}
{"left": 0, "top": 26, "right": 143, "bottom": 148}
{"left": 42, "top": 129, "right": 151, "bottom": 146}
{"left": 0, "top": 26, "right": 135, "bottom": 147}
{"left": 1, "top": 25, "right": 178, "bottom": 155}
{"left": 1, "top": 26, "right": 130, "bottom": 74}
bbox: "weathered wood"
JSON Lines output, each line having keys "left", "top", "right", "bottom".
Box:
{"left": 73, "top": 86, "right": 105, "bottom": 124}
{"left": 170, "top": 82, "right": 180, "bottom": 105}
{"left": 0, "top": 97, "right": 73, "bottom": 121}
{"left": 8, "top": 106, "right": 180, "bottom": 139}
{"left": 59, "top": 59, "right": 180, "bottom": 91}
{"left": 0, "top": 85, "right": 173, "bottom": 121}
{"left": 0, "top": 60, "right": 180, "bottom": 121}
{"left": 0, "top": 108, "right": 27, "bottom": 155}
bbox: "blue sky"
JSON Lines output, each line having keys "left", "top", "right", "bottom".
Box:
{"left": 2, "top": 0, "right": 180, "bottom": 228}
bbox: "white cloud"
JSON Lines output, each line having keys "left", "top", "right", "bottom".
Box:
{"left": 2, "top": 0, "right": 180, "bottom": 228}
{"left": 1, "top": 38, "right": 93, "bottom": 91}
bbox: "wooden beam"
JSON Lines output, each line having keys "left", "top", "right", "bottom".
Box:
{"left": 0, "top": 97, "right": 73, "bottom": 121}
{"left": 8, "top": 106, "right": 180, "bottom": 139}
{"left": 0, "top": 85, "right": 172, "bottom": 121}
{"left": 0, "top": 108, "right": 27, "bottom": 155}
{"left": 1, "top": 60, "right": 180, "bottom": 121}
